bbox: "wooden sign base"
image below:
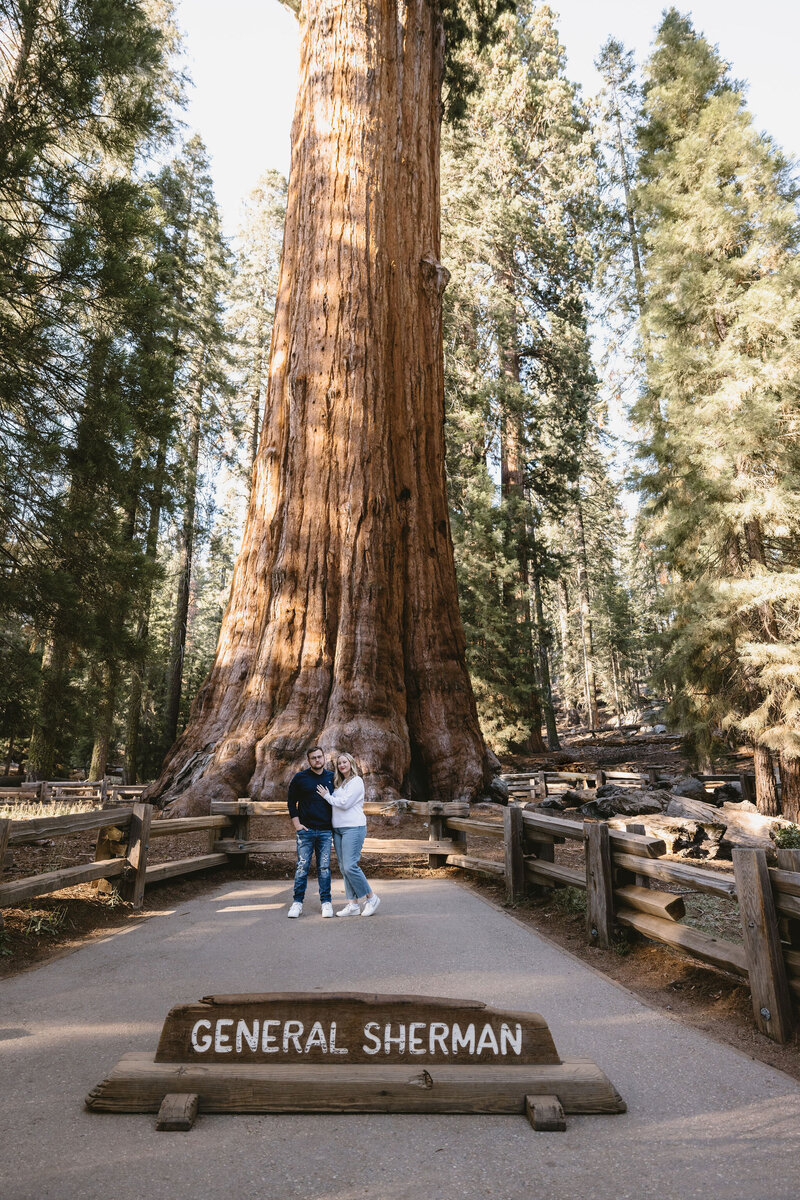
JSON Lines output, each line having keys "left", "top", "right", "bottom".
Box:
{"left": 86, "top": 993, "right": 625, "bottom": 1131}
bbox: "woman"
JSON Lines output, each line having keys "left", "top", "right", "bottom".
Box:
{"left": 316, "top": 753, "right": 381, "bottom": 916}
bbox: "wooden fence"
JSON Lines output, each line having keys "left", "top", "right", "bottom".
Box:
{"left": 2, "top": 792, "right": 798, "bottom": 1044}
{"left": 0, "top": 779, "right": 147, "bottom": 806}
{"left": 503, "top": 769, "right": 757, "bottom": 803}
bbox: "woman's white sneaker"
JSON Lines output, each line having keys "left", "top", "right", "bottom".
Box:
{"left": 336, "top": 902, "right": 360, "bottom": 917}
{"left": 287, "top": 901, "right": 303, "bottom": 918}
{"left": 361, "top": 894, "right": 381, "bottom": 917}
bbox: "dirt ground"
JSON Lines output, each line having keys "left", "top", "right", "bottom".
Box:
{"left": 2, "top": 747, "right": 799, "bottom": 1083}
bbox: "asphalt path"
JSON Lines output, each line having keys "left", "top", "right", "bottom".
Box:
{"left": 1, "top": 877, "right": 799, "bottom": 1200}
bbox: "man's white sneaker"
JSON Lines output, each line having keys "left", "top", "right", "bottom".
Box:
{"left": 321, "top": 902, "right": 334, "bottom": 918}
{"left": 361, "top": 894, "right": 381, "bottom": 917}
{"left": 287, "top": 901, "right": 303, "bottom": 918}
{"left": 336, "top": 902, "right": 360, "bottom": 917}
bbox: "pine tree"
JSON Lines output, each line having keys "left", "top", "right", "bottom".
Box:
{"left": 442, "top": 1, "right": 599, "bottom": 753}
{"left": 635, "top": 10, "right": 800, "bottom": 812}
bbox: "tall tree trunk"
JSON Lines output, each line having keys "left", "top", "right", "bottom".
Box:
{"left": 249, "top": 294, "right": 267, "bottom": 480}
{"left": 556, "top": 575, "right": 578, "bottom": 715}
{"left": 779, "top": 753, "right": 800, "bottom": 823}
{"left": 753, "top": 742, "right": 780, "bottom": 817}
{"left": 574, "top": 497, "right": 599, "bottom": 729}
{"left": 498, "top": 254, "right": 545, "bottom": 754}
{"left": 163, "top": 391, "right": 203, "bottom": 751}
{"left": 26, "top": 634, "right": 69, "bottom": 780}
{"left": 88, "top": 662, "right": 118, "bottom": 781}
{"left": 144, "top": 0, "right": 490, "bottom": 815}
{"left": 125, "top": 441, "right": 167, "bottom": 783}
{"left": 530, "top": 536, "right": 560, "bottom": 751}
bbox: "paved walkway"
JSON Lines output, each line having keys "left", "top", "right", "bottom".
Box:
{"left": 1, "top": 878, "right": 799, "bottom": 1200}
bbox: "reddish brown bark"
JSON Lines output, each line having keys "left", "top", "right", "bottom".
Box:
{"left": 754, "top": 743, "right": 780, "bottom": 817}
{"left": 779, "top": 753, "right": 800, "bottom": 823}
{"left": 144, "top": 0, "right": 490, "bottom": 814}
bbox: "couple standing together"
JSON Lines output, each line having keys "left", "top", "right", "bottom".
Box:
{"left": 286, "top": 746, "right": 381, "bottom": 918}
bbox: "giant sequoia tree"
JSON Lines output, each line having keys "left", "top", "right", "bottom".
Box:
{"left": 145, "top": 1, "right": 511, "bottom": 813}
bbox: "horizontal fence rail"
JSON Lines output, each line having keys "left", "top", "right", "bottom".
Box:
{"left": 2, "top": 791, "right": 798, "bottom": 1044}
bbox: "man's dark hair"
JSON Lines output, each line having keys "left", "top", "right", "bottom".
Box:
{"left": 307, "top": 745, "right": 324, "bottom": 758}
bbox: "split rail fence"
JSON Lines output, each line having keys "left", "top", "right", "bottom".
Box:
{"left": 1, "top": 789, "right": 798, "bottom": 1044}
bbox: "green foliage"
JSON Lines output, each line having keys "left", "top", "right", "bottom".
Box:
{"left": 443, "top": 2, "right": 605, "bottom": 748}
{"left": 772, "top": 824, "right": 800, "bottom": 850}
{"left": 632, "top": 9, "right": 800, "bottom": 768}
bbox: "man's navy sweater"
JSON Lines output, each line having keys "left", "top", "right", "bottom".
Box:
{"left": 287, "top": 767, "right": 334, "bottom": 830}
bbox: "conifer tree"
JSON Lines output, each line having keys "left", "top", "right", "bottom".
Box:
{"left": 442, "top": 1, "right": 598, "bottom": 752}
{"left": 635, "top": 10, "right": 800, "bottom": 812}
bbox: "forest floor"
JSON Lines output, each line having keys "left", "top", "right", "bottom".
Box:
{"left": 2, "top": 734, "right": 798, "bottom": 1083}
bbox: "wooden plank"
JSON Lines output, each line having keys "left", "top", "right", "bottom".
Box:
{"left": 156, "top": 1093, "right": 199, "bottom": 1132}
{"left": 585, "top": 823, "right": 614, "bottom": 949}
{"left": 444, "top": 817, "right": 505, "bottom": 839}
{"left": 8, "top": 808, "right": 133, "bottom": 845}
{"left": 428, "top": 801, "right": 447, "bottom": 868}
{"left": 612, "top": 852, "right": 737, "bottom": 900}
{"left": 525, "top": 1094, "right": 566, "bottom": 1132}
{"left": 154, "top": 994, "right": 560, "bottom": 1066}
{"left": 0, "top": 818, "right": 10, "bottom": 873}
{"left": 774, "top": 893, "right": 800, "bottom": 920}
{"left": 150, "top": 816, "right": 231, "bottom": 838}
{"left": 522, "top": 812, "right": 665, "bottom": 858}
{"left": 770, "top": 860, "right": 800, "bottom": 898}
{"left": 210, "top": 799, "right": 469, "bottom": 818}
{"left": 774, "top": 850, "right": 800, "bottom": 948}
{"left": 504, "top": 804, "right": 525, "bottom": 903}
{"left": 214, "top": 838, "right": 459, "bottom": 857}
{"left": 613, "top": 884, "right": 685, "bottom": 922}
{"left": 616, "top": 908, "right": 748, "bottom": 976}
{"left": 144, "top": 854, "right": 228, "bottom": 885}
{"left": 732, "top": 849, "right": 795, "bottom": 1042}
{"left": 783, "top": 947, "right": 800, "bottom": 977}
{"left": 524, "top": 859, "right": 586, "bottom": 890}
{"left": 122, "top": 803, "right": 153, "bottom": 910}
{"left": 86, "top": 1053, "right": 626, "bottom": 1115}
{"left": 0, "top": 858, "right": 126, "bottom": 906}
{"left": 625, "top": 822, "right": 650, "bottom": 888}
{"left": 445, "top": 854, "right": 505, "bottom": 877}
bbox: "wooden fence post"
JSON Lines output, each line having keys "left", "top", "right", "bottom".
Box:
{"left": 732, "top": 848, "right": 795, "bottom": 1043}
{"left": 584, "top": 821, "right": 614, "bottom": 950}
{"left": 776, "top": 848, "right": 800, "bottom": 948}
{"left": 228, "top": 801, "right": 252, "bottom": 867}
{"left": 0, "top": 818, "right": 10, "bottom": 930}
{"left": 504, "top": 804, "right": 525, "bottom": 904}
{"left": 122, "top": 803, "right": 153, "bottom": 910}
{"left": 428, "top": 802, "right": 448, "bottom": 868}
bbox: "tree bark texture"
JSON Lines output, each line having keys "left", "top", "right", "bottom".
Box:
{"left": 779, "top": 753, "right": 800, "bottom": 824}
{"left": 574, "top": 497, "right": 599, "bottom": 730}
{"left": 163, "top": 390, "right": 202, "bottom": 752}
{"left": 145, "top": 0, "right": 489, "bottom": 814}
{"left": 754, "top": 742, "right": 780, "bottom": 817}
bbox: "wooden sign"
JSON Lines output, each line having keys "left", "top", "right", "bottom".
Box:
{"left": 154, "top": 992, "right": 560, "bottom": 1066}
{"left": 86, "top": 992, "right": 626, "bottom": 1131}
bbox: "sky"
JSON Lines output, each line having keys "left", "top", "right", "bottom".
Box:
{"left": 175, "top": 0, "right": 800, "bottom": 236}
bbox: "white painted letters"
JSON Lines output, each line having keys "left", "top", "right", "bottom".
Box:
{"left": 236, "top": 1019, "right": 259, "bottom": 1053}
{"left": 214, "top": 1018, "right": 234, "bottom": 1053}
{"left": 191, "top": 1019, "right": 212, "bottom": 1053}
{"left": 362, "top": 1021, "right": 381, "bottom": 1054}
{"left": 282, "top": 1021, "right": 304, "bottom": 1053}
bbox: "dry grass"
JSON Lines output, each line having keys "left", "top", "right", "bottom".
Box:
{"left": 0, "top": 800, "right": 99, "bottom": 821}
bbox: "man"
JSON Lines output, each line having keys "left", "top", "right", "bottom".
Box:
{"left": 286, "top": 746, "right": 334, "bottom": 918}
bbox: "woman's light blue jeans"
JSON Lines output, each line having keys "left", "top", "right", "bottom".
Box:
{"left": 333, "top": 826, "right": 370, "bottom": 901}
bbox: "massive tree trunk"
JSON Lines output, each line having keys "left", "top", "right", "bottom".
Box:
{"left": 753, "top": 742, "right": 780, "bottom": 817}
{"left": 144, "top": 0, "right": 490, "bottom": 815}
{"left": 574, "top": 495, "right": 599, "bottom": 730}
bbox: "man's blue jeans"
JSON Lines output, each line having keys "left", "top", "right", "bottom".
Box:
{"left": 333, "top": 826, "right": 370, "bottom": 901}
{"left": 293, "top": 829, "right": 332, "bottom": 903}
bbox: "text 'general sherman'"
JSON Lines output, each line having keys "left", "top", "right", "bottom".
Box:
{"left": 190, "top": 1018, "right": 525, "bottom": 1058}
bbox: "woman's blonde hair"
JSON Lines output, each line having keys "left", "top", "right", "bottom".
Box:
{"left": 334, "top": 751, "right": 361, "bottom": 788}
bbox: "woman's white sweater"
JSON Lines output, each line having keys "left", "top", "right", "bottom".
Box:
{"left": 327, "top": 776, "right": 366, "bottom": 828}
